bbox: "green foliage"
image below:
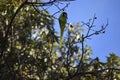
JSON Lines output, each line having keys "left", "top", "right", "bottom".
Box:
{"left": 0, "top": 0, "right": 120, "bottom": 80}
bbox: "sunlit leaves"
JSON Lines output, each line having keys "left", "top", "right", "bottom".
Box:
{"left": 0, "top": 0, "right": 119, "bottom": 80}
{"left": 107, "top": 53, "right": 120, "bottom": 67}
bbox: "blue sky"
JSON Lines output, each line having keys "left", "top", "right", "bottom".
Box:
{"left": 67, "top": 0, "right": 120, "bottom": 61}
{"left": 48, "top": 0, "right": 120, "bottom": 61}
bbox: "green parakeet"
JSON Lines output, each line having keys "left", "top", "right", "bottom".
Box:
{"left": 59, "top": 12, "right": 67, "bottom": 48}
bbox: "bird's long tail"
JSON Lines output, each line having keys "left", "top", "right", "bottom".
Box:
{"left": 60, "top": 30, "right": 64, "bottom": 48}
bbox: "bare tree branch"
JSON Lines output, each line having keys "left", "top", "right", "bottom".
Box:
{"left": 26, "top": 0, "right": 56, "bottom": 6}
{"left": 66, "top": 68, "right": 120, "bottom": 79}
{"left": 76, "top": 34, "right": 84, "bottom": 73}
{"left": 82, "top": 16, "right": 108, "bottom": 39}
{"left": 52, "top": 3, "right": 70, "bottom": 16}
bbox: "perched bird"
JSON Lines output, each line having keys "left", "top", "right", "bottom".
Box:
{"left": 59, "top": 12, "right": 67, "bottom": 48}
